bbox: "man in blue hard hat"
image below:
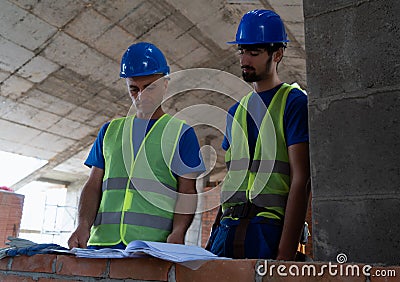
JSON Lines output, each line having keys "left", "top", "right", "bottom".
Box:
{"left": 207, "top": 10, "right": 310, "bottom": 260}
{"left": 68, "top": 42, "right": 205, "bottom": 249}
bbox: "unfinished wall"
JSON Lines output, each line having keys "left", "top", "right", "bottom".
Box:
{"left": 0, "top": 254, "right": 398, "bottom": 281}
{"left": 0, "top": 191, "right": 24, "bottom": 247}
{"left": 304, "top": 0, "right": 400, "bottom": 264}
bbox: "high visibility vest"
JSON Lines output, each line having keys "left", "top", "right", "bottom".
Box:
{"left": 88, "top": 114, "right": 184, "bottom": 246}
{"left": 221, "top": 83, "right": 298, "bottom": 219}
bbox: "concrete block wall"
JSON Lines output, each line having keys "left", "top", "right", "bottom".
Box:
{"left": 0, "top": 191, "right": 24, "bottom": 247}
{"left": 304, "top": 0, "right": 400, "bottom": 264}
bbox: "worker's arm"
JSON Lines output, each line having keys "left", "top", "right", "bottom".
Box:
{"left": 167, "top": 175, "right": 197, "bottom": 244}
{"left": 68, "top": 166, "right": 104, "bottom": 249}
{"left": 276, "top": 142, "right": 311, "bottom": 260}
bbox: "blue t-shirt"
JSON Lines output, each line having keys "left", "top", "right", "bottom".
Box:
{"left": 222, "top": 84, "right": 309, "bottom": 159}
{"left": 85, "top": 117, "right": 206, "bottom": 177}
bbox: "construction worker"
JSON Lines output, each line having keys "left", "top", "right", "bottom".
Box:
{"left": 207, "top": 10, "right": 310, "bottom": 260}
{"left": 68, "top": 42, "right": 205, "bottom": 249}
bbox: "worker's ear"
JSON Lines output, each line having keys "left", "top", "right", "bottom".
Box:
{"left": 273, "top": 47, "right": 284, "bottom": 63}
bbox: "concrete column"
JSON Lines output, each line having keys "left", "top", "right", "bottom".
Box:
{"left": 61, "top": 179, "right": 84, "bottom": 245}
{"left": 304, "top": 0, "right": 400, "bottom": 264}
{"left": 185, "top": 136, "right": 211, "bottom": 246}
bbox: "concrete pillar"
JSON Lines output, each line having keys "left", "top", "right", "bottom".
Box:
{"left": 304, "top": 0, "right": 400, "bottom": 264}
{"left": 61, "top": 179, "right": 84, "bottom": 245}
{"left": 185, "top": 136, "right": 211, "bottom": 246}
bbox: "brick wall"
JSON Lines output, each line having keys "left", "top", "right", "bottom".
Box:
{"left": 0, "top": 254, "right": 398, "bottom": 281}
{"left": 201, "top": 186, "right": 220, "bottom": 247}
{"left": 0, "top": 191, "right": 24, "bottom": 247}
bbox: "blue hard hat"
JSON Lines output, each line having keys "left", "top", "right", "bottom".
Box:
{"left": 120, "top": 42, "right": 170, "bottom": 78}
{"left": 227, "top": 10, "right": 289, "bottom": 45}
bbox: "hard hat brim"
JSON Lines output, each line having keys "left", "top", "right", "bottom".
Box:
{"left": 227, "top": 39, "right": 290, "bottom": 45}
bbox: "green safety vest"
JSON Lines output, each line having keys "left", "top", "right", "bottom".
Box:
{"left": 222, "top": 83, "right": 299, "bottom": 219}
{"left": 88, "top": 114, "right": 184, "bottom": 246}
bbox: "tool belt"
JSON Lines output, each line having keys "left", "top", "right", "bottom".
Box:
{"left": 222, "top": 202, "right": 283, "bottom": 258}
{"left": 206, "top": 202, "right": 310, "bottom": 260}
{"left": 221, "top": 201, "right": 284, "bottom": 221}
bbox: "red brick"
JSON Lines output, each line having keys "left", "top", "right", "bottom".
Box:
{"left": 201, "top": 186, "right": 221, "bottom": 247}
{"left": 176, "top": 259, "right": 256, "bottom": 282}
{"left": 11, "top": 254, "right": 56, "bottom": 273}
{"left": 0, "top": 192, "right": 24, "bottom": 248}
{"left": 0, "top": 257, "right": 10, "bottom": 270}
{"left": 55, "top": 255, "right": 108, "bottom": 278}
{"left": 109, "top": 257, "right": 172, "bottom": 281}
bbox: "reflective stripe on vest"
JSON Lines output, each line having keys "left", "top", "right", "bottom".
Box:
{"left": 88, "top": 114, "right": 184, "bottom": 246}
{"left": 93, "top": 211, "right": 172, "bottom": 231}
{"left": 226, "top": 159, "right": 290, "bottom": 174}
{"left": 222, "top": 83, "right": 298, "bottom": 219}
{"left": 101, "top": 177, "right": 177, "bottom": 200}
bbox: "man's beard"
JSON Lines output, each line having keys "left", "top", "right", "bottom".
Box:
{"left": 242, "top": 71, "right": 262, "bottom": 82}
{"left": 242, "top": 54, "right": 274, "bottom": 82}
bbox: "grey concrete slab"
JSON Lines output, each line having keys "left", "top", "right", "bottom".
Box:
{"left": 30, "top": 132, "right": 75, "bottom": 153}
{"left": 0, "top": 75, "right": 33, "bottom": 99}
{"left": 105, "top": 78, "right": 130, "bottom": 97}
{"left": 47, "top": 117, "right": 95, "bottom": 140}
{"left": 66, "top": 106, "right": 96, "bottom": 123}
{"left": 305, "top": 0, "right": 400, "bottom": 99}
{"left": 0, "top": 138, "right": 21, "bottom": 154}
{"left": 95, "top": 87, "right": 127, "bottom": 102}
{"left": 0, "top": 96, "right": 17, "bottom": 116}
{"left": 16, "top": 144, "right": 57, "bottom": 160}
{"left": 64, "top": 8, "right": 112, "bottom": 45}
{"left": 0, "top": 1, "right": 57, "bottom": 51}
{"left": 17, "top": 56, "right": 60, "bottom": 83}
{"left": 0, "top": 70, "right": 10, "bottom": 83}
{"left": 309, "top": 91, "right": 400, "bottom": 198}
{"left": 85, "top": 113, "right": 110, "bottom": 128}
{"left": 93, "top": 25, "right": 136, "bottom": 62}
{"left": 2, "top": 101, "right": 60, "bottom": 130}
{"left": 120, "top": 1, "right": 170, "bottom": 38}
{"left": 313, "top": 198, "right": 400, "bottom": 264}
{"left": 21, "top": 89, "right": 76, "bottom": 116}
{"left": 304, "top": 0, "right": 363, "bottom": 18}
{"left": 71, "top": 47, "right": 114, "bottom": 78}
{"left": 0, "top": 118, "right": 41, "bottom": 143}
{"left": 176, "top": 46, "right": 210, "bottom": 68}
{"left": 92, "top": 0, "right": 143, "bottom": 23}
{"left": 0, "top": 36, "right": 34, "bottom": 73}
{"left": 78, "top": 51, "right": 119, "bottom": 83}
{"left": 30, "top": 0, "right": 84, "bottom": 27}
{"left": 42, "top": 32, "right": 89, "bottom": 70}
{"left": 53, "top": 145, "right": 91, "bottom": 174}
{"left": 7, "top": 0, "right": 36, "bottom": 10}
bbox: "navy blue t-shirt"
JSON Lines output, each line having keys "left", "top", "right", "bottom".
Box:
{"left": 222, "top": 84, "right": 309, "bottom": 158}
{"left": 85, "top": 117, "right": 206, "bottom": 177}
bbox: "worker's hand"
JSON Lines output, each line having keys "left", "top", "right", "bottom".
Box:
{"left": 166, "top": 230, "right": 185, "bottom": 244}
{"left": 67, "top": 225, "right": 90, "bottom": 249}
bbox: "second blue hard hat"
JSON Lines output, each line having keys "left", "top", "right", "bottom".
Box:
{"left": 227, "top": 9, "right": 289, "bottom": 45}
{"left": 120, "top": 42, "right": 170, "bottom": 78}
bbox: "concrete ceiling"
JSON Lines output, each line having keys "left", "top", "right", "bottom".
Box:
{"left": 0, "top": 0, "right": 306, "bottom": 190}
